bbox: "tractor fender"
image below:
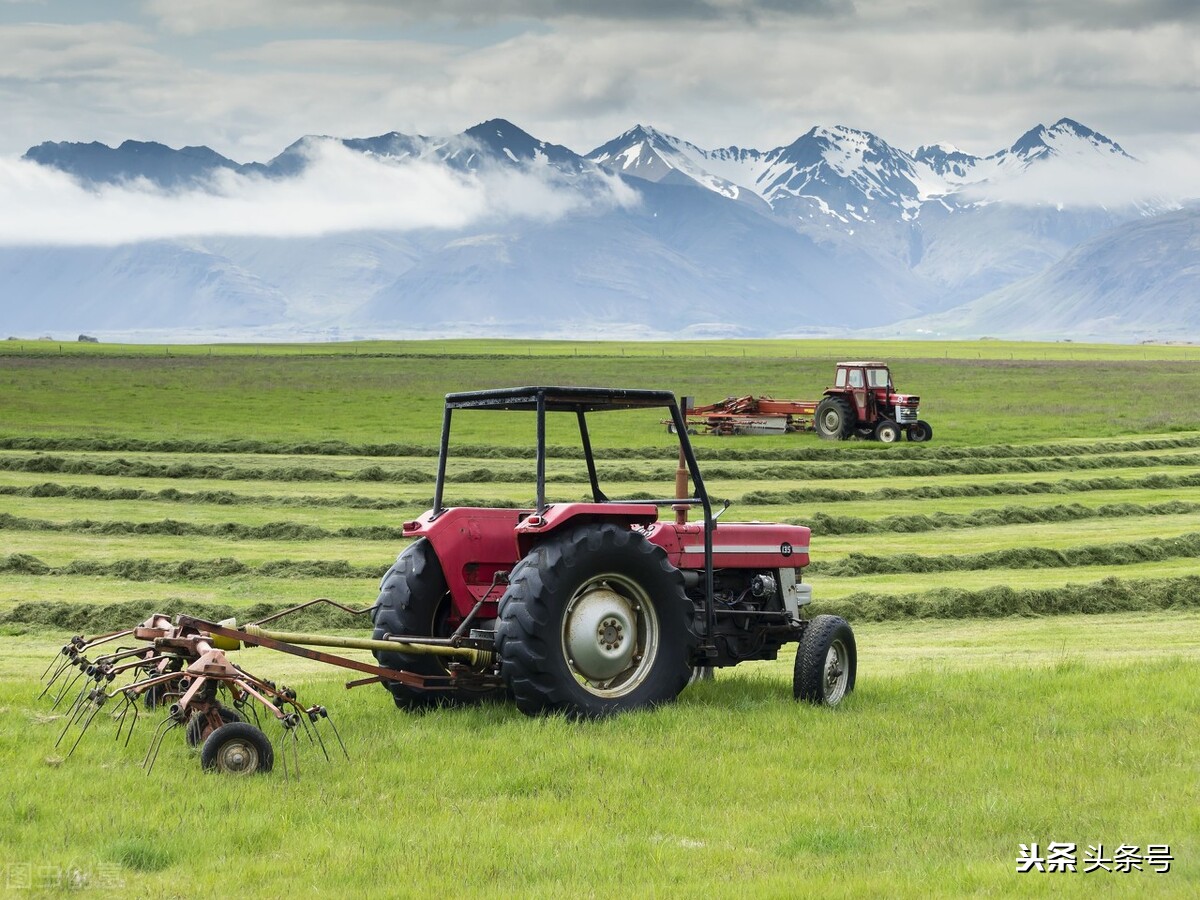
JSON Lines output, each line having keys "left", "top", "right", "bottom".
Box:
{"left": 515, "top": 503, "right": 659, "bottom": 556}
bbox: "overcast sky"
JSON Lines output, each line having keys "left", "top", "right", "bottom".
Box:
{"left": 2, "top": 0, "right": 1197, "bottom": 162}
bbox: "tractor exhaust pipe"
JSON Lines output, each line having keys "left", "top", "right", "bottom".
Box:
{"left": 674, "top": 395, "right": 693, "bottom": 526}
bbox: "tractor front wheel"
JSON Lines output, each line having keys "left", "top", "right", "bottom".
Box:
{"left": 907, "top": 420, "right": 933, "bottom": 443}
{"left": 496, "top": 523, "right": 696, "bottom": 718}
{"left": 874, "top": 419, "right": 900, "bottom": 443}
{"left": 794, "top": 615, "right": 856, "bottom": 706}
{"left": 815, "top": 397, "right": 855, "bottom": 440}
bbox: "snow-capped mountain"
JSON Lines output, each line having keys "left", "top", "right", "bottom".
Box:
{"left": 587, "top": 125, "right": 766, "bottom": 208}
{"left": 6, "top": 117, "right": 1196, "bottom": 341}
{"left": 587, "top": 117, "right": 1141, "bottom": 222}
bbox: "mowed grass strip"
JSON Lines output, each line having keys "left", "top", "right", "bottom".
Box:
{"left": 6, "top": 447, "right": 1200, "bottom": 485}
{"left": 0, "top": 573, "right": 380, "bottom": 623}
{"left": 6, "top": 480, "right": 1200, "bottom": 531}
{"left": 811, "top": 532, "right": 1200, "bottom": 577}
{"left": 5, "top": 500, "right": 1200, "bottom": 546}
{"left": 0, "top": 613, "right": 1195, "bottom": 896}
{"left": 0, "top": 512, "right": 406, "bottom": 541}
{"left": 812, "top": 559, "right": 1200, "bottom": 601}
{"left": 4, "top": 430, "right": 1200, "bottom": 461}
{"left": 820, "top": 574, "right": 1200, "bottom": 621}
{"left": 6, "top": 468, "right": 1200, "bottom": 508}
{"left": 801, "top": 500, "right": 1200, "bottom": 535}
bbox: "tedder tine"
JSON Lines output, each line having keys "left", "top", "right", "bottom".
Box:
{"left": 66, "top": 698, "right": 105, "bottom": 759}
{"left": 142, "top": 716, "right": 181, "bottom": 775}
{"left": 55, "top": 683, "right": 95, "bottom": 744}
{"left": 40, "top": 645, "right": 70, "bottom": 681}
{"left": 315, "top": 707, "right": 349, "bottom": 761}
{"left": 113, "top": 692, "right": 143, "bottom": 747}
{"left": 41, "top": 645, "right": 79, "bottom": 690}
{"left": 305, "top": 708, "right": 332, "bottom": 762}
{"left": 50, "top": 665, "right": 88, "bottom": 709}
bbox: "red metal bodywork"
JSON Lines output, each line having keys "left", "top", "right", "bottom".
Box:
{"left": 403, "top": 506, "right": 811, "bottom": 621}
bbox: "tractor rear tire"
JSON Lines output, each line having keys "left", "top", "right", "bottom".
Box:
{"left": 874, "top": 419, "right": 900, "bottom": 443}
{"left": 200, "top": 722, "right": 274, "bottom": 775}
{"left": 815, "top": 397, "right": 855, "bottom": 440}
{"left": 794, "top": 615, "right": 856, "bottom": 706}
{"left": 496, "top": 523, "right": 696, "bottom": 719}
{"left": 371, "top": 538, "right": 502, "bottom": 710}
{"left": 907, "top": 420, "right": 933, "bottom": 443}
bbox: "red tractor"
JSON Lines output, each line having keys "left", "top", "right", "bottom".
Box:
{"left": 370, "top": 386, "right": 856, "bottom": 718}
{"left": 814, "top": 361, "right": 931, "bottom": 443}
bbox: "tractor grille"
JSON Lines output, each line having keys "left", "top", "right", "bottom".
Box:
{"left": 895, "top": 406, "right": 919, "bottom": 424}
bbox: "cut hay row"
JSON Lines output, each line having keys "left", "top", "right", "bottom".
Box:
{"left": 5, "top": 449, "right": 1200, "bottom": 485}
{"left": 800, "top": 500, "right": 1200, "bottom": 535}
{"left": 0, "top": 482, "right": 516, "bottom": 511}
{"left": 0, "top": 553, "right": 383, "bottom": 580}
{"left": 8, "top": 528, "right": 1198, "bottom": 586}
{"left": 819, "top": 574, "right": 1200, "bottom": 622}
{"left": 6, "top": 573, "right": 1199, "bottom": 634}
{"left": 809, "top": 531, "right": 1200, "bottom": 576}
{"left": 743, "top": 471, "right": 1200, "bottom": 504}
{"left": 3, "top": 431, "right": 1199, "bottom": 461}
{"left": 4, "top": 473, "right": 1200, "bottom": 526}
{"left": 0, "top": 512, "right": 405, "bottom": 541}
{"left": 5, "top": 500, "right": 1200, "bottom": 545}
{"left": 0, "top": 597, "right": 370, "bottom": 632}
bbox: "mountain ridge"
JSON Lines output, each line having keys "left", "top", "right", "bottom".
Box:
{"left": 7, "top": 116, "right": 1196, "bottom": 342}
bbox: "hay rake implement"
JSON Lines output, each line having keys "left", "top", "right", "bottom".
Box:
{"left": 41, "top": 599, "right": 494, "bottom": 776}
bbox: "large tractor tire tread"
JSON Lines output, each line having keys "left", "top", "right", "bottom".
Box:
{"left": 794, "top": 614, "right": 857, "bottom": 707}
{"left": 496, "top": 523, "right": 695, "bottom": 719}
{"left": 815, "top": 396, "right": 855, "bottom": 440}
{"left": 371, "top": 538, "right": 501, "bottom": 709}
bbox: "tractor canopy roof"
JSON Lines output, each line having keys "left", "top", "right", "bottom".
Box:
{"left": 445, "top": 385, "right": 677, "bottom": 412}
{"left": 836, "top": 361, "right": 888, "bottom": 368}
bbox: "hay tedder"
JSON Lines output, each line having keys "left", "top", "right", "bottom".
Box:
{"left": 45, "top": 386, "right": 856, "bottom": 775}
{"left": 676, "top": 361, "right": 932, "bottom": 442}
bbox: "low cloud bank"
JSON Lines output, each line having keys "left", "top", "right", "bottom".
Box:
{"left": 959, "top": 147, "right": 1200, "bottom": 208}
{"left": 0, "top": 140, "right": 638, "bottom": 246}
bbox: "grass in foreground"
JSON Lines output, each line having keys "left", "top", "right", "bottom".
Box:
{"left": 0, "top": 613, "right": 1195, "bottom": 897}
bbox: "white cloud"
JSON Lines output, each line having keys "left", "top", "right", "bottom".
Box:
{"left": 0, "top": 141, "right": 638, "bottom": 246}
{"left": 0, "top": 3, "right": 1195, "bottom": 166}
{"left": 960, "top": 147, "right": 1200, "bottom": 208}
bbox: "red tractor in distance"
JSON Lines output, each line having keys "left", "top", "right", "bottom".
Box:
{"left": 371, "top": 386, "right": 856, "bottom": 718}
{"left": 814, "top": 361, "right": 931, "bottom": 443}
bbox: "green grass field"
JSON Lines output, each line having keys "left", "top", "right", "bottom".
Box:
{"left": 1, "top": 339, "right": 1197, "bottom": 896}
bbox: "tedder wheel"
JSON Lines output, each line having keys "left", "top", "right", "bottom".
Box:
{"left": 874, "top": 419, "right": 900, "bottom": 444}
{"left": 794, "top": 615, "right": 857, "bottom": 706}
{"left": 200, "top": 722, "right": 274, "bottom": 775}
{"left": 814, "top": 397, "right": 855, "bottom": 440}
{"left": 495, "top": 523, "right": 696, "bottom": 718}
{"left": 185, "top": 704, "right": 244, "bottom": 748}
{"left": 371, "top": 538, "right": 502, "bottom": 709}
{"left": 907, "top": 420, "right": 933, "bottom": 443}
